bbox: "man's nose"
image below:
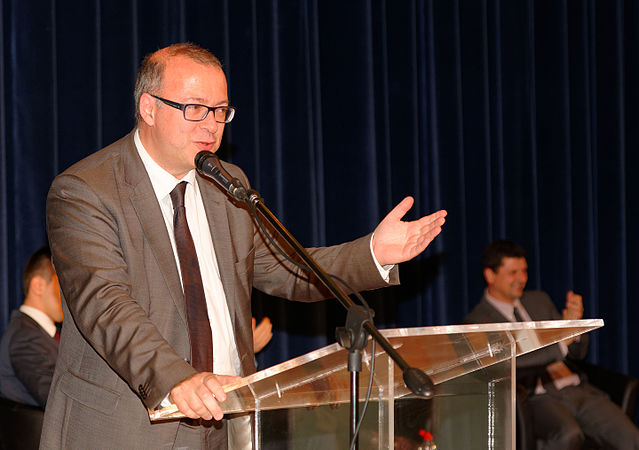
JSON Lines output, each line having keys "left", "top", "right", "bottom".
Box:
{"left": 199, "top": 113, "right": 221, "bottom": 132}
{"left": 517, "top": 272, "right": 528, "bottom": 283}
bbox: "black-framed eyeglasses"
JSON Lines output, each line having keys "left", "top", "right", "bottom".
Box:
{"left": 149, "top": 94, "right": 236, "bottom": 123}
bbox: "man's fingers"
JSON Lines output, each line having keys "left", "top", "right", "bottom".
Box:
{"left": 171, "top": 387, "right": 212, "bottom": 420}
{"left": 213, "top": 374, "right": 241, "bottom": 388}
{"left": 196, "top": 381, "right": 221, "bottom": 420}
{"left": 409, "top": 227, "right": 442, "bottom": 256}
{"left": 565, "top": 291, "right": 583, "bottom": 312}
{"left": 419, "top": 220, "right": 445, "bottom": 241}
{"left": 255, "top": 317, "right": 272, "bottom": 335}
{"left": 384, "top": 196, "right": 415, "bottom": 221}
{"left": 410, "top": 214, "right": 446, "bottom": 249}
{"left": 259, "top": 317, "right": 272, "bottom": 330}
{"left": 417, "top": 209, "right": 448, "bottom": 226}
{"left": 566, "top": 290, "right": 582, "bottom": 302}
{"left": 198, "top": 373, "right": 240, "bottom": 420}
{"left": 204, "top": 374, "right": 241, "bottom": 402}
{"left": 172, "top": 399, "right": 199, "bottom": 419}
{"left": 170, "top": 372, "right": 241, "bottom": 421}
{"left": 203, "top": 375, "right": 226, "bottom": 403}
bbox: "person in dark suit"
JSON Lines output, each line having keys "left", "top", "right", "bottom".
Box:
{"left": 41, "top": 42, "right": 447, "bottom": 448}
{"left": 464, "top": 239, "right": 639, "bottom": 450}
{"left": 0, "top": 246, "right": 62, "bottom": 408}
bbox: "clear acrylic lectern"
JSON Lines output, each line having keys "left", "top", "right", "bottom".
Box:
{"left": 150, "top": 319, "right": 602, "bottom": 449}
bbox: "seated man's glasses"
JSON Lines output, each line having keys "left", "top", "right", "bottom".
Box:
{"left": 149, "top": 94, "right": 236, "bottom": 123}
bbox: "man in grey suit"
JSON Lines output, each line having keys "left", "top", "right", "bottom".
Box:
{"left": 464, "top": 239, "right": 639, "bottom": 450}
{"left": 41, "top": 43, "right": 447, "bottom": 448}
{"left": 0, "top": 245, "right": 62, "bottom": 408}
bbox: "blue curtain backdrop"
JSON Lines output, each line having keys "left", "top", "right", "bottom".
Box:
{"left": 1, "top": 0, "right": 638, "bottom": 388}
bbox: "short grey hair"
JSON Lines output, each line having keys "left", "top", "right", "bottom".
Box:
{"left": 133, "top": 42, "right": 222, "bottom": 123}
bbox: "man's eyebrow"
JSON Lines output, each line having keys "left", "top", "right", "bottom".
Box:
{"left": 185, "top": 97, "right": 229, "bottom": 106}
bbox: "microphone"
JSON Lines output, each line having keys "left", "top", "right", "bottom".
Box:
{"left": 195, "top": 151, "right": 249, "bottom": 201}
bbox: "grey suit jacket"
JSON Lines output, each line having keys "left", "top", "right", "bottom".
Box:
{"left": 0, "top": 311, "right": 58, "bottom": 408}
{"left": 41, "top": 131, "right": 398, "bottom": 448}
{"left": 463, "top": 290, "right": 589, "bottom": 389}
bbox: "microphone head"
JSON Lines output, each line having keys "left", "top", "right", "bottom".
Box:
{"left": 403, "top": 367, "right": 435, "bottom": 398}
{"left": 195, "top": 150, "right": 216, "bottom": 170}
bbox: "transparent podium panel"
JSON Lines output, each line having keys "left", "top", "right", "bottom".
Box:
{"left": 149, "top": 319, "right": 603, "bottom": 449}
{"left": 258, "top": 357, "right": 515, "bottom": 449}
{"left": 429, "top": 359, "right": 515, "bottom": 449}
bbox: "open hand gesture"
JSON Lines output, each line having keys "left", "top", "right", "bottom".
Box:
{"left": 372, "top": 197, "right": 447, "bottom": 267}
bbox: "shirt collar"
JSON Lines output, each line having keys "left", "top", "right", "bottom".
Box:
{"left": 484, "top": 289, "right": 525, "bottom": 321}
{"left": 134, "top": 129, "right": 196, "bottom": 199}
{"left": 19, "top": 305, "right": 57, "bottom": 337}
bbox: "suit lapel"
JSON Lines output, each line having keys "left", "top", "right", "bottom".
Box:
{"left": 480, "top": 296, "right": 512, "bottom": 322}
{"left": 121, "top": 135, "right": 187, "bottom": 326}
{"left": 520, "top": 293, "right": 544, "bottom": 321}
{"left": 197, "top": 174, "right": 239, "bottom": 322}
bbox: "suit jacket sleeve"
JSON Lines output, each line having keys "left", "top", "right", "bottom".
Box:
{"left": 252, "top": 231, "right": 397, "bottom": 301}
{"left": 567, "top": 337, "right": 589, "bottom": 361}
{"left": 224, "top": 162, "right": 399, "bottom": 302}
{"left": 47, "top": 173, "right": 196, "bottom": 409}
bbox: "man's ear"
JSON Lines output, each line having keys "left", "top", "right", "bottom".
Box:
{"left": 483, "top": 267, "right": 496, "bottom": 285}
{"left": 138, "top": 92, "right": 156, "bottom": 126}
{"left": 29, "top": 276, "right": 46, "bottom": 296}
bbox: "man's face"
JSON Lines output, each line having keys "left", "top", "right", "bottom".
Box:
{"left": 484, "top": 256, "right": 528, "bottom": 304}
{"left": 44, "top": 270, "right": 63, "bottom": 323}
{"left": 140, "top": 56, "right": 229, "bottom": 179}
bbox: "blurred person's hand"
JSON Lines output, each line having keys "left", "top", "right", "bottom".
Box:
{"left": 252, "top": 317, "right": 273, "bottom": 353}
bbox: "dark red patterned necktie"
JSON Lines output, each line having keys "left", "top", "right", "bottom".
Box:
{"left": 170, "top": 181, "right": 213, "bottom": 372}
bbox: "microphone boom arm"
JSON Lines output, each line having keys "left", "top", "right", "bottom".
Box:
{"left": 247, "top": 194, "right": 431, "bottom": 394}
{"left": 194, "top": 151, "right": 434, "bottom": 397}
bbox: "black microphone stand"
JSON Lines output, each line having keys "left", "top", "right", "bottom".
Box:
{"left": 243, "top": 191, "right": 434, "bottom": 448}
{"left": 196, "top": 154, "right": 434, "bottom": 448}
{"left": 335, "top": 304, "right": 372, "bottom": 449}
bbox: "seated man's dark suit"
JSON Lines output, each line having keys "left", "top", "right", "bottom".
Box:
{"left": 464, "top": 290, "right": 639, "bottom": 450}
{"left": 0, "top": 310, "right": 58, "bottom": 408}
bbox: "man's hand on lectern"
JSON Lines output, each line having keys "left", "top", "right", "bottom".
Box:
{"left": 169, "top": 372, "right": 240, "bottom": 420}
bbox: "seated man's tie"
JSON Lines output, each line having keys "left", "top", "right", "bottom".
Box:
{"left": 513, "top": 306, "right": 524, "bottom": 322}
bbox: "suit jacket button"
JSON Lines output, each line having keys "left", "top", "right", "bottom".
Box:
{"left": 138, "top": 384, "right": 147, "bottom": 399}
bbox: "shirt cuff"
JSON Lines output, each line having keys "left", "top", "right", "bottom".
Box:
{"left": 160, "top": 394, "right": 172, "bottom": 408}
{"left": 558, "top": 340, "right": 569, "bottom": 357}
{"left": 370, "top": 233, "right": 394, "bottom": 282}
